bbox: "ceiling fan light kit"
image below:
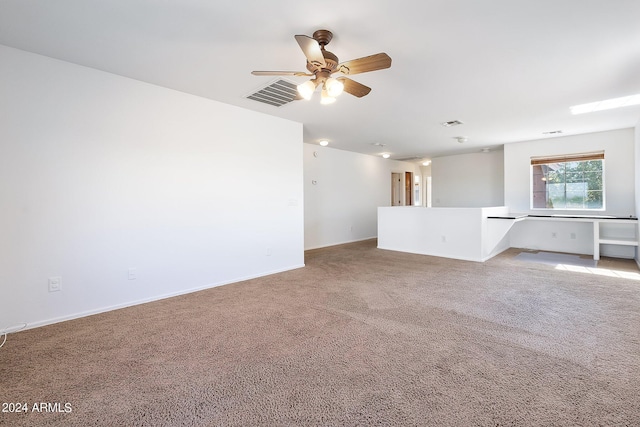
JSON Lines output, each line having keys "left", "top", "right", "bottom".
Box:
{"left": 297, "top": 80, "right": 316, "bottom": 100}
{"left": 325, "top": 77, "right": 344, "bottom": 97}
{"left": 252, "top": 29, "right": 391, "bottom": 104}
{"left": 320, "top": 88, "right": 336, "bottom": 104}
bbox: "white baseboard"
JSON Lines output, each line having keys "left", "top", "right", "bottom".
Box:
{"left": 305, "top": 236, "right": 376, "bottom": 251}
{"left": 15, "top": 263, "right": 305, "bottom": 333}
{"left": 377, "top": 245, "right": 484, "bottom": 263}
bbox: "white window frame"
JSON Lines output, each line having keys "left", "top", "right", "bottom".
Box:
{"left": 530, "top": 151, "right": 605, "bottom": 211}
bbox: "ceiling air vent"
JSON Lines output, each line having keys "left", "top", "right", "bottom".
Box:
{"left": 440, "top": 120, "right": 464, "bottom": 127}
{"left": 246, "top": 79, "right": 300, "bottom": 107}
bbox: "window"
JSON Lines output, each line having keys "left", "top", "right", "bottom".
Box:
{"left": 531, "top": 152, "right": 604, "bottom": 210}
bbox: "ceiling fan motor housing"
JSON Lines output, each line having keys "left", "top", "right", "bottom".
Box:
{"left": 307, "top": 50, "right": 338, "bottom": 74}
{"left": 306, "top": 30, "right": 339, "bottom": 77}
{"left": 312, "top": 29, "right": 333, "bottom": 46}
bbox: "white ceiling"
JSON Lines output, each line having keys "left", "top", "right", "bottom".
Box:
{"left": 1, "top": 0, "right": 639, "bottom": 161}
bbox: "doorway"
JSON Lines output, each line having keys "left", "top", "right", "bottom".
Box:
{"left": 391, "top": 173, "right": 402, "bottom": 206}
{"left": 405, "top": 171, "right": 413, "bottom": 206}
{"left": 391, "top": 172, "right": 415, "bottom": 206}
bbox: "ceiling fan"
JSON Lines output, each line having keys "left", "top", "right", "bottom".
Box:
{"left": 251, "top": 29, "right": 392, "bottom": 104}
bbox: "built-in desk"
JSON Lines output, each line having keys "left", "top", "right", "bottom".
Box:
{"left": 487, "top": 214, "right": 639, "bottom": 260}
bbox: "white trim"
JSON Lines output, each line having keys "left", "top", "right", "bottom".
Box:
{"left": 304, "top": 236, "right": 377, "bottom": 251}
{"left": 376, "top": 246, "right": 482, "bottom": 263}
{"left": 17, "top": 264, "right": 305, "bottom": 332}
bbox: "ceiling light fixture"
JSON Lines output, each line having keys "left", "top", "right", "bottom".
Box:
{"left": 297, "top": 80, "right": 317, "bottom": 100}
{"left": 254, "top": 30, "right": 391, "bottom": 105}
{"left": 319, "top": 140, "right": 329, "bottom": 146}
{"left": 570, "top": 93, "right": 640, "bottom": 115}
{"left": 320, "top": 88, "right": 336, "bottom": 105}
{"left": 382, "top": 153, "right": 390, "bottom": 159}
{"left": 325, "top": 78, "right": 344, "bottom": 97}
{"left": 299, "top": 77, "right": 344, "bottom": 104}
{"left": 456, "top": 136, "right": 468, "bottom": 143}
{"left": 422, "top": 160, "right": 431, "bottom": 166}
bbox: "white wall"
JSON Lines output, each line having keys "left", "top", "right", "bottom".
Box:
{"left": 378, "top": 206, "right": 510, "bottom": 262}
{"left": 636, "top": 119, "right": 640, "bottom": 264}
{"left": 504, "top": 129, "right": 636, "bottom": 257}
{"left": 304, "top": 144, "right": 420, "bottom": 250}
{"left": 0, "top": 45, "right": 304, "bottom": 331}
{"left": 419, "top": 164, "right": 432, "bottom": 207}
{"left": 431, "top": 150, "right": 504, "bottom": 207}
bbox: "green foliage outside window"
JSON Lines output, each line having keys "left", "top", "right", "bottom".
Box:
{"left": 532, "top": 159, "right": 603, "bottom": 210}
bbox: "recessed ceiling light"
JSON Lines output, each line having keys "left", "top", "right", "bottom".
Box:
{"left": 382, "top": 153, "right": 390, "bottom": 159}
{"left": 422, "top": 160, "right": 431, "bottom": 166}
{"left": 570, "top": 93, "right": 640, "bottom": 115}
{"left": 319, "top": 140, "right": 329, "bottom": 146}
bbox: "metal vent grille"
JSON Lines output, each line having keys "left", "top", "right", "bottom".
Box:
{"left": 440, "top": 120, "right": 464, "bottom": 127}
{"left": 396, "top": 156, "right": 423, "bottom": 162}
{"left": 246, "top": 79, "right": 300, "bottom": 107}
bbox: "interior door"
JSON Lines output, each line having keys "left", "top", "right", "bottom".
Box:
{"left": 391, "top": 173, "right": 402, "bottom": 206}
{"left": 405, "top": 172, "right": 413, "bottom": 206}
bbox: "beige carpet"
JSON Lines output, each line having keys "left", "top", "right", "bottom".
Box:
{"left": 2, "top": 240, "right": 640, "bottom": 426}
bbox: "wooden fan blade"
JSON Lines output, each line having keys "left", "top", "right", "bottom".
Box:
{"left": 338, "top": 53, "right": 391, "bottom": 75}
{"left": 294, "top": 35, "right": 326, "bottom": 68}
{"left": 251, "top": 71, "right": 312, "bottom": 76}
{"left": 337, "top": 77, "right": 371, "bottom": 98}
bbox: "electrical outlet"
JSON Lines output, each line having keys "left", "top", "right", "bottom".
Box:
{"left": 127, "top": 268, "right": 137, "bottom": 280}
{"left": 48, "top": 276, "right": 61, "bottom": 292}
{"left": 551, "top": 232, "right": 557, "bottom": 238}
{"left": 441, "top": 235, "right": 447, "bottom": 243}
{"left": 266, "top": 247, "right": 272, "bottom": 256}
